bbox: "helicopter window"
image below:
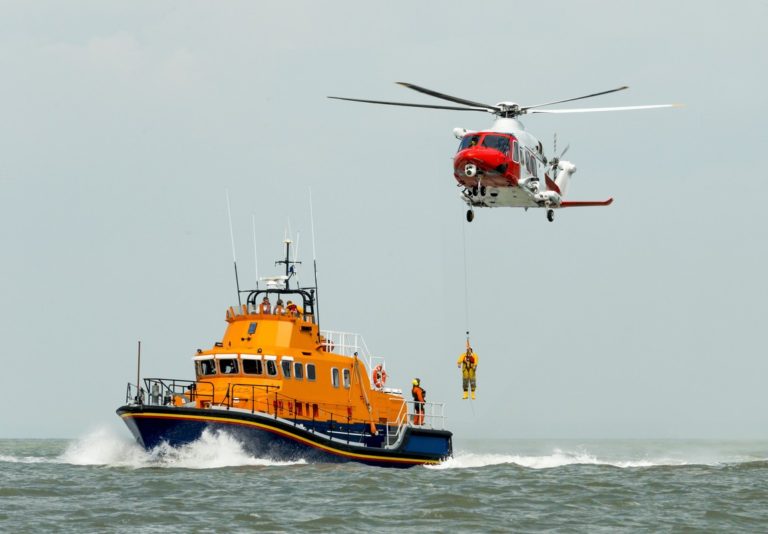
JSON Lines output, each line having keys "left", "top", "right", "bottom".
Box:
{"left": 331, "top": 368, "right": 340, "bottom": 388}
{"left": 294, "top": 362, "right": 304, "bottom": 380}
{"left": 458, "top": 135, "right": 480, "bottom": 151}
{"left": 219, "top": 358, "right": 239, "bottom": 375}
{"left": 306, "top": 363, "right": 316, "bottom": 381}
{"left": 281, "top": 360, "right": 292, "bottom": 378}
{"left": 512, "top": 140, "right": 519, "bottom": 162}
{"left": 481, "top": 135, "right": 510, "bottom": 154}
{"left": 242, "top": 358, "right": 263, "bottom": 375}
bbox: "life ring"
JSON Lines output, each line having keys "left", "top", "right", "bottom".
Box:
{"left": 372, "top": 364, "right": 387, "bottom": 388}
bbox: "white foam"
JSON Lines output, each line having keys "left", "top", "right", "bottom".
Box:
{"left": 428, "top": 448, "right": 691, "bottom": 470}
{"left": 0, "top": 454, "right": 58, "bottom": 464}
{"left": 57, "top": 427, "right": 306, "bottom": 469}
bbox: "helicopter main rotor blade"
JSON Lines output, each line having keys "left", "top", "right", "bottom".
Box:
{"left": 523, "top": 86, "right": 629, "bottom": 111}
{"left": 327, "top": 96, "right": 492, "bottom": 112}
{"left": 396, "top": 82, "right": 500, "bottom": 112}
{"left": 529, "top": 104, "right": 679, "bottom": 114}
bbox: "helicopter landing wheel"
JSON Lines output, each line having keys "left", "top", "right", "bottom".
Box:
{"left": 547, "top": 209, "right": 555, "bottom": 222}
{"left": 472, "top": 185, "right": 478, "bottom": 196}
{"left": 466, "top": 209, "right": 474, "bottom": 223}
{"left": 480, "top": 185, "right": 486, "bottom": 196}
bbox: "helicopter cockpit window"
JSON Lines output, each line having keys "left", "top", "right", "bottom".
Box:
{"left": 512, "top": 140, "right": 519, "bottom": 162}
{"left": 481, "top": 135, "right": 510, "bottom": 154}
{"left": 458, "top": 135, "right": 480, "bottom": 151}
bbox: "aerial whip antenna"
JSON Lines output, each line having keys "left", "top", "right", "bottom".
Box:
{"left": 225, "top": 189, "right": 242, "bottom": 306}
{"left": 135, "top": 340, "right": 143, "bottom": 404}
{"left": 294, "top": 231, "right": 301, "bottom": 287}
{"left": 251, "top": 214, "right": 259, "bottom": 290}
{"left": 309, "top": 188, "right": 320, "bottom": 330}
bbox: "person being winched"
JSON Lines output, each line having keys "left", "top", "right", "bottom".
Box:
{"left": 457, "top": 346, "right": 479, "bottom": 400}
{"left": 411, "top": 378, "right": 426, "bottom": 425}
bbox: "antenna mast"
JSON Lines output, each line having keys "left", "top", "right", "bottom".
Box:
{"left": 226, "top": 190, "right": 242, "bottom": 306}
{"left": 275, "top": 238, "right": 301, "bottom": 290}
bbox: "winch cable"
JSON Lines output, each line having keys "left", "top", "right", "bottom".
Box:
{"left": 461, "top": 216, "right": 476, "bottom": 414}
{"left": 461, "top": 214, "right": 471, "bottom": 339}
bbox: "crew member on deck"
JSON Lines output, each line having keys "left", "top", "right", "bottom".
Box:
{"left": 411, "top": 378, "right": 426, "bottom": 425}
{"left": 286, "top": 300, "right": 299, "bottom": 316}
{"left": 259, "top": 296, "right": 272, "bottom": 314}
{"left": 274, "top": 299, "right": 285, "bottom": 315}
{"left": 457, "top": 346, "right": 479, "bottom": 400}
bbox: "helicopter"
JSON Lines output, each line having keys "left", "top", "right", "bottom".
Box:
{"left": 329, "top": 83, "right": 678, "bottom": 222}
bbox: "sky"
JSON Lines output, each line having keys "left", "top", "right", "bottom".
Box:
{"left": 1, "top": 1, "right": 766, "bottom": 439}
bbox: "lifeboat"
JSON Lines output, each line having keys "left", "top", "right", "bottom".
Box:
{"left": 116, "top": 239, "right": 452, "bottom": 468}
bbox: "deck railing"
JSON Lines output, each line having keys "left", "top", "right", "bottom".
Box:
{"left": 125, "top": 378, "right": 446, "bottom": 449}
{"left": 319, "top": 330, "right": 390, "bottom": 388}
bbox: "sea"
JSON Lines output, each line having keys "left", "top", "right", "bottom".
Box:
{"left": 1, "top": 431, "right": 767, "bottom": 532}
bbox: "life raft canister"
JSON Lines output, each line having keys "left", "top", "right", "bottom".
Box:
{"left": 372, "top": 364, "right": 388, "bottom": 388}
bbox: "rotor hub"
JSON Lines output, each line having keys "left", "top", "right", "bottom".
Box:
{"left": 494, "top": 102, "right": 521, "bottom": 118}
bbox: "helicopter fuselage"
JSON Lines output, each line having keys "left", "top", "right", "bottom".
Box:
{"left": 453, "top": 118, "right": 553, "bottom": 209}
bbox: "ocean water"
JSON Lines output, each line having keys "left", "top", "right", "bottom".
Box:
{"left": 1, "top": 431, "right": 767, "bottom": 532}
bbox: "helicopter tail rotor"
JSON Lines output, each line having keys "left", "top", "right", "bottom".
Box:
{"left": 549, "top": 133, "right": 570, "bottom": 169}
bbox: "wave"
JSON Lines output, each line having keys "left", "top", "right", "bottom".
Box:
{"left": 428, "top": 448, "right": 724, "bottom": 470}
{"left": 52, "top": 428, "right": 306, "bottom": 469}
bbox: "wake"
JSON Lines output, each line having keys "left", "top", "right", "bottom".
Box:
{"left": 1, "top": 428, "right": 304, "bottom": 469}
{"left": 428, "top": 448, "right": 767, "bottom": 470}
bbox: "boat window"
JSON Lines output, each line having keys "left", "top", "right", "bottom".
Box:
{"left": 197, "top": 359, "right": 216, "bottom": 376}
{"left": 458, "top": 134, "right": 480, "bottom": 151}
{"left": 281, "top": 360, "right": 292, "bottom": 378}
{"left": 219, "top": 358, "right": 239, "bottom": 375}
{"left": 266, "top": 360, "right": 278, "bottom": 376}
{"left": 343, "top": 369, "right": 351, "bottom": 389}
{"left": 248, "top": 322, "right": 257, "bottom": 335}
{"left": 294, "top": 362, "right": 304, "bottom": 380}
{"left": 331, "top": 368, "right": 340, "bottom": 388}
{"left": 306, "top": 364, "right": 316, "bottom": 381}
{"left": 242, "top": 359, "right": 263, "bottom": 375}
{"left": 482, "top": 135, "right": 510, "bottom": 154}
{"left": 512, "top": 140, "right": 519, "bottom": 162}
